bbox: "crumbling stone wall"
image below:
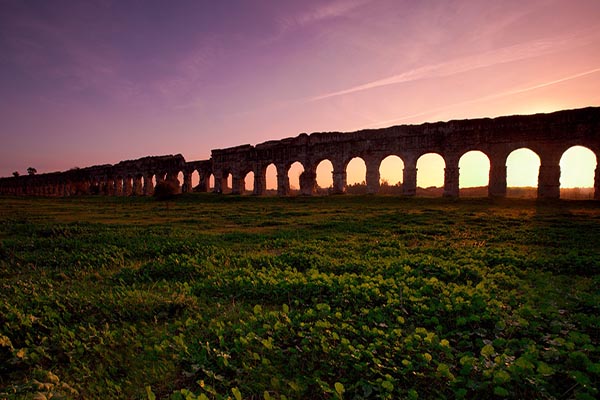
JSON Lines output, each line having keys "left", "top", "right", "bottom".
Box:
{"left": 211, "top": 107, "right": 600, "bottom": 199}
{"left": 0, "top": 154, "right": 211, "bottom": 197}
{"left": 1, "top": 107, "right": 599, "bottom": 199}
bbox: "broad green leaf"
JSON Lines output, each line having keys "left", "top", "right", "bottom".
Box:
{"left": 232, "top": 387, "right": 242, "bottom": 400}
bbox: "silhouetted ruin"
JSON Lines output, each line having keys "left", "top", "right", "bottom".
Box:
{"left": 1, "top": 107, "right": 599, "bottom": 199}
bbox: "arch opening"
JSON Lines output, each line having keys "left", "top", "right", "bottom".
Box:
{"left": 288, "top": 162, "right": 304, "bottom": 195}
{"left": 459, "top": 151, "right": 490, "bottom": 197}
{"left": 379, "top": 155, "right": 404, "bottom": 195}
{"left": 315, "top": 159, "right": 333, "bottom": 195}
{"left": 177, "top": 171, "right": 184, "bottom": 193}
{"left": 243, "top": 171, "right": 255, "bottom": 194}
{"left": 191, "top": 170, "right": 200, "bottom": 190}
{"left": 416, "top": 153, "right": 445, "bottom": 197}
{"left": 266, "top": 163, "right": 277, "bottom": 194}
{"left": 223, "top": 172, "right": 232, "bottom": 194}
{"left": 346, "top": 157, "right": 367, "bottom": 194}
{"left": 506, "top": 148, "right": 540, "bottom": 198}
{"left": 208, "top": 174, "right": 215, "bottom": 191}
{"left": 560, "top": 145, "right": 596, "bottom": 199}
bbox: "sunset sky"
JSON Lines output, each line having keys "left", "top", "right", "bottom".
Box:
{"left": 1, "top": 0, "right": 599, "bottom": 188}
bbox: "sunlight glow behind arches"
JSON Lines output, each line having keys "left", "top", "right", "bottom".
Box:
{"left": 560, "top": 146, "right": 596, "bottom": 188}
{"left": 316, "top": 160, "right": 333, "bottom": 189}
{"left": 288, "top": 162, "right": 304, "bottom": 190}
{"left": 346, "top": 157, "right": 366, "bottom": 185}
{"left": 265, "top": 164, "right": 277, "bottom": 190}
{"left": 379, "top": 155, "right": 404, "bottom": 185}
{"left": 417, "top": 153, "right": 445, "bottom": 188}
{"left": 459, "top": 151, "right": 490, "bottom": 188}
{"left": 506, "top": 148, "right": 540, "bottom": 187}
{"left": 244, "top": 171, "right": 254, "bottom": 193}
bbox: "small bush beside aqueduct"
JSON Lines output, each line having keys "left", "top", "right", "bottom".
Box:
{"left": 153, "top": 180, "right": 179, "bottom": 200}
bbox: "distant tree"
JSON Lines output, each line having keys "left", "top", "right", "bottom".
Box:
{"left": 12, "top": 171, "right": 19, "bottom": 177}
{"left": 27, "top": 167, "right": 37, "bottom": 175}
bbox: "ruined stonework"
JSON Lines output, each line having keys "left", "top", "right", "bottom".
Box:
{"left": 1, "top": 107, "right": 600, "bottom": 199}
{"left": 0, "top": 154, "right": 206, "bottom": 198}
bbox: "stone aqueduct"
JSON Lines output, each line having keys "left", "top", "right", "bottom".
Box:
{"left": 1, "top": 107, "right": 600, "bottom": 199}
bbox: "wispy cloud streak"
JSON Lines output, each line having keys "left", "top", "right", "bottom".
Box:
{"left": 310, "top": 32, "right": 599, "bottom": 102}
{"left": 364, "top": 67, "right": 600, "bottom": 128}
{"left": 277, "top": 0, "right": 370, "bottom": 31}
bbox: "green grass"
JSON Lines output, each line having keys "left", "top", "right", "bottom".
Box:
{"left": 1, "top": 194, "right": 599, "bottom": 399}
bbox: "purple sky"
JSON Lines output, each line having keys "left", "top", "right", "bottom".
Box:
{"left": 1, "top": 0, "right": 600, "bottom": 182}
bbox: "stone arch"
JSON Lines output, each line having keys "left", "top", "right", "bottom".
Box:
{"left": 315, "top": 159, "right": 334, "bottom": 194}
{"left": 559, "top": 145, "right": 597, "bottom": 199}
{"left": 416, "top": 153, "right": 445, "bottom": 196}
{"left": 506, "top": 148, "right": 540, "bottom": 198}
{"left": 459, "top": 150, "right": 490, "bottom": 197}
{"left": 345, "top": 157, "right": 367, "bottom": 194}
{"left": 379, "top": 155, "right": 404, "bottom": 194}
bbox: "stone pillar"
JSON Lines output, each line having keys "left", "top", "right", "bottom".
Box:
{"left": 97, "top": 180, "right": 105, "bottom": 195}
{"left": 143, "top": 174, "right": 154, "bottom": 196}
{"left": 213, "top": 170, "right": 223, "bottom": 193}
{"left": 253, "top": 166, "right": 266, "bottom": 196}
{"left": 402, "top": 158, "right": 417, "bottom": 196}
{"left": 231, "top": 173, "right": 242, "bottom": 195}
{"left": 124, "top": 177, "right": 133, "bottom": 196}
{"left": 365, "top": 158, "right": 380, "bottom": 194}
{"left": 488, "top": 155, "right": 507, "bottom": 198}
{"left": 220, "top": 175, "right": 229, "bottom": 193}
{"left": 132, "top": 176, "right": 143, "bottom": 196}
{"left": 104, "top": 179, "right": 112, "bottom": 195}
{"left": 331, "top": 170, "right": 346, "bottom": 194}
{"left": 443, "top": 157, "right": 460, "bottom": 198}
{"left": 182, "top": 171, "right": 193, "bottom": 193}
{"left": 538, "top": 164, "right": 560, "bottom": 199}
{"left": 198, "top": 171, "right": 210, "bottom": 192}
{"left": 166, "top": 172, "right": 181, "bottom": 193}
{"left": 595, "top": 166, "right": 600, "bottom": 200}
{"left": 115, "top": 178, "right": 123, "bottom": 196}
{"left": 105, "top": 178, "right": 114, "bottom": 195}
{"left": 300, "top": 170, "right": 316, "bottom": 195}
{"left": 276, "top": 164, "right": 289, "bottom": 196}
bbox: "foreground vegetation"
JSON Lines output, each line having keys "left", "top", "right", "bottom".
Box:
{"left": 1, "top": 195, "right": 599, "bottom": 399}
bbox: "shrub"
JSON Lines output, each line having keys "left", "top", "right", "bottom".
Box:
{"left": 153, "top": 180, "right": 179, "bottom": 200}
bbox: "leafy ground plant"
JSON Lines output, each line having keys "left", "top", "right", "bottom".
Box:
{"left": 0, "top": 195, "right": 598, "bottom": 399}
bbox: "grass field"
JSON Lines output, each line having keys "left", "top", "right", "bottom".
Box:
{"left": 1, "top": 195, "right": 599, "bottom": 399}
